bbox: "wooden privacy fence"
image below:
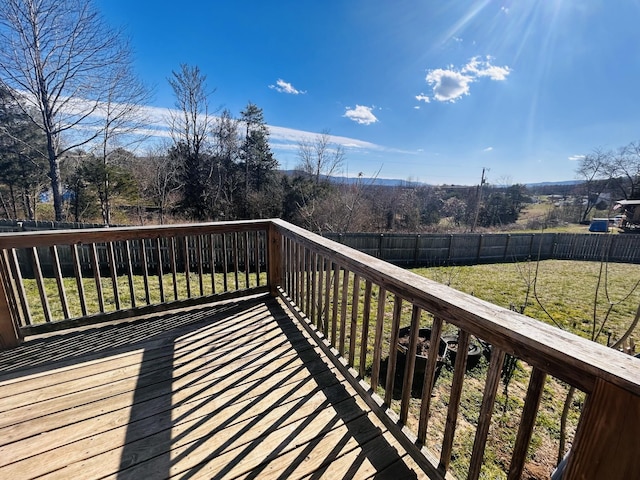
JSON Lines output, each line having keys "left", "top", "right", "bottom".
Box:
{"left": 324, "top": 231, "right": 640, "bottom": 266}
{"left": 274, "top": 220, "right": 640, "bottom": 479}
{"left": 0, "top": 221, "right": 269, "bottom": 335}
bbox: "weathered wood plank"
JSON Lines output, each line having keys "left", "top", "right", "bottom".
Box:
{"left": 50, "top": 245, "right": 70, "bottom": 319}
{"left": 508, "top": 366, "right": 547, "bottom": 479}
{"left": 468, "top": 347, "right": 507, "bottom": 480}
{"left": 31, "top": 247, "right": 53, "bottom": 322}
{"left": 370, "top": 286, "right": 386, "bottom": 392}
{"left": 0, "top": 295, "right": 422, "bottom": 480}
{"left": 565, "top": 378, "right": 640, "bottom": 479}
{"left": 439, "top": 329, "right": 470, "bottom": 471}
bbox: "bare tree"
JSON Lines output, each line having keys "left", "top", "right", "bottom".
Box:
{"left": 131, "top": 144, "right": 180, "bottom": 224}
{"left": 168, "top": 64, "right": 214, "bottom": 219}
{"left": 93, "top": 63, "right": 151, "bottom": 224}
{"left": 297, "top": 130, "right": 345, "bottom": 184}
{"left": 575, "top": 148, "right": 612, "bottom": 222}
{"left": 0, "top": 0, "right": 136, "bottom": 221}
{"left": 606, "top": 141, "right": 640, "bottom": 200}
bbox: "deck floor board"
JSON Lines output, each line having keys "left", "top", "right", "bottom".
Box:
{"left": 0, "top": 295, "right": 425, "bottom": 479}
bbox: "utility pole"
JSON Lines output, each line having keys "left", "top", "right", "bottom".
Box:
{"left": 471, "top": 168, "right": 486, "bottom": 232}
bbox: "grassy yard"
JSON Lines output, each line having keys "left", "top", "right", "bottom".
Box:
{"left": 413, "top": 259, "right": 640, "bottom": 346}
{"left": 22, "top": 271, "right": 267, "bottom": 324}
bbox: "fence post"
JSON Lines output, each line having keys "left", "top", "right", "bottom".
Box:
{"left": 0, "top": 271, "right": 21, "bottom": 350}
{"left": 268, "top": 223, "right": 282, "bottom": 296}
{"left": 413, "top": 234, "right": 421, "bottom": 267}
{"left": 503, "top": 234, "right": 511, "bottom": 262}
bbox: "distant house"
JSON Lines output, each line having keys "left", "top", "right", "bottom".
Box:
{"left": 613, "top": 199, "right": 640, "bottom": 232}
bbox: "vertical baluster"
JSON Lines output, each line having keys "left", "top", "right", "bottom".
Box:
{"left": 384, "top": 296, "right": 403, "bottom": 406}
{"left": 122, "top": 240, "right": 136, "bottom": 308}
{"left": 323, "top": 258, "right": 331, "bottom": 337}
{"left": 244, "top": 231, "right": 250, "bottom": 288}
{"left": 106, "top": 242, "right": 121, "bottom": 310}
{"left": 316, "top": 255, "right": 324, "bottom": 330}
{"left": 338, "top": 269, "right": 350, "bottom": 356}
{"left": 170, "top": 237, "right": 179, "bottom": 300}
{"left": 294, "top": 242, "right": 301, "bottom": 306}
{"left": 209, "top": 234, "right": 216, "bottom": 294}
{"left": 467, "top": 347, "right": 507, "bottom": 480}
{"left": 139, "top": 239, "right": 151, "bottom": 304}
{"left": 0, "top": 250, "right": 23, "bottom": 326}
{"left": 370, "top": 286, "right": 386, "bottom": 391}
{"left": 10, "top": 249, "right": 32, "bottom": 325}
{"left": 330, "top": 263, "right": 340, "bottom": 346}
{"left": 155, "top": 237, "right": 165, "bottom": 303}
{"left": 222, "top": 234, "right": 229, "bottom": 292}
{"left": 299, "top": 246, "right": 306, "bottom": 311}
{"left": 305, "top": 249, "right": 312, "bottom": 314}
{"left": 400, "top": 306, "right": 422, "bottom": 423}
{"left": 310, "top": 252, "right": 317, "bottom": 324}
{"left": 348, "top": 274, "right": 361, "bottom": 366}
{"left": 196, "top": 234, "right": 204, "bottom": 296}
{"left": 71, "top": 244, "right": 88, "bottom": 317}
{"left": 233, "top": 232, "right": 239, "bottom": 290}
{"left": 50, "top": 245, "right": 71, "bottom": 319}
{"left": 183, "top": 236, "right": 192, "bottom": 298}
{"left": 359, "top": 280, "right": 373, "bottom": 378}
{"left": 254, "top": 231, "right": 261, "bottom": 286}
{"left": 417, "top": 316, "right": 445, "bottom": 442}
{"left": 440, "top": 329, "right": 470, "bottom": 471}
{"left": 31, "top": 247, "right": 53, "bottom": 322}
{"left": 282, "top": 236, "right": 288, "bottom": 293}
{"left": 507, "top": 367, "right": 547, "bottom": 480}
{"left": 89, "top": 244, "right": 105, "bottom": 312}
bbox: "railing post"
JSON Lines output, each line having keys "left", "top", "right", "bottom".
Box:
{"left": 0, "top": 270, "right": 21, "bottom": 350}
{"left": 268, "top": 223, "right": 282, "bottom": 296}
{"left": 564, "top": 378, "right": 640, "bottom": 479}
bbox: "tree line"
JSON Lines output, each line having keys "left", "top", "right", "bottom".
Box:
{"left": 0, "top": 76, "right": 533, "bottom": 231}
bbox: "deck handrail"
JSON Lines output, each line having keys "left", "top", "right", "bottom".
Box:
{"left": 270, "top": 219, "right": 640, "bottom": 480}
{"left": 0, "top": 218, "right": 638, "bottom": 479}
{"left": 0, "top": 220, "right": 272, "bottom": 336}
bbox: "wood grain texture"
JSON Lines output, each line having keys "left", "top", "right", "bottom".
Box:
{"left": 565, "top": 378, "right": 640, "bottom": 479}
{"left": 0, "top": 296, "right": 423, "bottom": 480}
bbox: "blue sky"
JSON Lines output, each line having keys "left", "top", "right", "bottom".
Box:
{"left": 94, "top": 0, "right": 640, "bottom": 185}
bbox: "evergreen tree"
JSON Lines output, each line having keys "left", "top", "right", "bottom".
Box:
{"left": 238, "top": 102, "right": 279, "bottom": 218}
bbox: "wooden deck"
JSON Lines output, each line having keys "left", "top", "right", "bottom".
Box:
{"left": 0, "top": 294, "right": 425, "bottom": 479}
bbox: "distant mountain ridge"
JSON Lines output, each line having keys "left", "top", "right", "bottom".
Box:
{"left": 280, "top": 170, "right": 580, "bottom": 188}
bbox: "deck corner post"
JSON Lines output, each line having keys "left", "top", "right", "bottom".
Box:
{"left": 564, "top": 378, "right": 640, "bottom": 479}
{"left": 0, "top": 271, "right": 22, "bottom": 350}
{"left": 267, "top": 223, "right": 283, "bottom": 296}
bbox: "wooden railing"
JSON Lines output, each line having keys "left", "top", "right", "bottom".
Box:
{"left": 0, "top": 220, "right": 270, "bottom": 337}
{"left": 271, "top": 219, "right": 640, "bottom": 480}
{"left": 0, "top": 219, "right": 638, "bottom": 479}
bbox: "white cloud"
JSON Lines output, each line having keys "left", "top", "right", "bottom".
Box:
{"left": 483, "top": 146, "right": 493, "bottom": 152}
{"left": 415, "top": 94, "right": 430, "bottom": 103}
{"left": 269, "top": 78, "right": 305, "bottom": 95}
{"left": 568, "top": 154, "right": 586, "bottom": 161}
{"left": 422, "top": 56, "right": 510, "bottom": 103}
{"left": 343, "top": 105, "right": 378, "bottom": 125}
{"left": 426, "top": 69, "right": 472, "bottom": 102}
{"left": 463, "top": 56, "right": 511, "bottom": 80}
